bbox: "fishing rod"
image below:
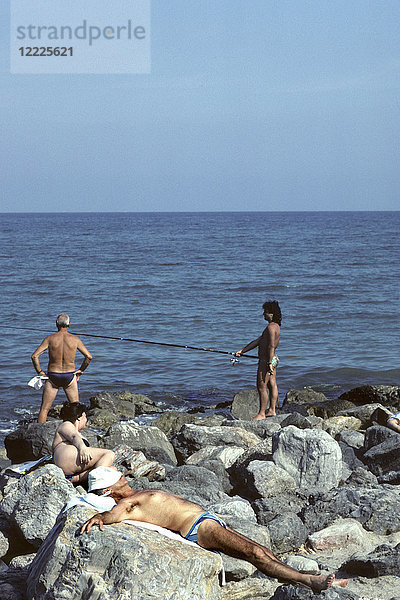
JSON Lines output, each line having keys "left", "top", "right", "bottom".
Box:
{"left": 1, "top": 325, "right": 259, "bottom": 360}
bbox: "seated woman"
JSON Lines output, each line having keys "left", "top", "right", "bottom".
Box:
{"left": 387, "top": 411, "right": 400, "bottom": 433}
{"left": 52, "top": 402, "right": 115, "bottom": 484}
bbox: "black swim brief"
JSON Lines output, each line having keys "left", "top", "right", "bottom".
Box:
{"left": 47, "top": 372, "right": 75, "bottom": 389}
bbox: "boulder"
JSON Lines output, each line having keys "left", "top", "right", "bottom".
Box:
{"left": 231, "top": 388, "right": 260, "bottom": 420}
{"left": 228, "top": 439, "right": 275, "bottom": 498}
{"left": 280, "top": 413, "right": 323, "bottom": 430}
{"left": 27, "top": 506, "right": 223, "bottom": 600}
{"left": 208, "top": 499, "right": 257, "bottom": 523}
{"left": 272, "top": 426, "right": 342, "bottom": 493}
{"left": 324, "top": 416, "right": 362, "bottom": 438}
{"left": 245, "top": 461, "right": 296, "bottom": 500}
{"left": 338, "top": 442, "right": 365, "bottom": 473}
{"left": 171, "top": 424, "right": 261, "bottom": 462}
{"left": 268, "top": 513, "right": 307, "bottom": 554}
{"left": 337, "top": 403, "right": 388, "bottom": 428}
{"left": 152, "top": 411, "right": 202, "bottom": 437}
{"left": 363, "top": 424, "right": 397, "bottom": 452}
{"left": 339, "top": 385, "right": 400, "bottom": 410}
{"left": 253, "top": 492, "right": 308, "bottom": 526}
{"left": 283, "top": 389, "right": 328, "bottom": 406}
{"left": 0, "top": 568, "right": 27, "bottom": 600}
{"left": 363, "top": 435, "right": 400, "bottom": 477}
{"left": 220, "top": 578, "right": 276, "bottom": 599}
{"left": 120, "top": 449, "right": 166, "bottom": 481}
{"left": 99, "top": 422, "right": 177, "bottom": 465}
{"left": 301, "top": 486, "right": 400, "bottom": 536}
{"left": 336, "top": 430, "right": 365, "bottom": 453}
{"left": 186, "top": 445, "right": 245, "bottom": 469}
{"left": 222, "top": 419, "right": 282, "bottom": 441}
{"left": 271, "top": 584, "right": 361, "bottom": 599}
{"left": 0, "top": 464, "right": 76, "bottom": 549}
{"left": 342, "top": 543, "right": 400, "bottom": 577}
{"left": 307, "top": 518, "right": 369, "bottom": 551}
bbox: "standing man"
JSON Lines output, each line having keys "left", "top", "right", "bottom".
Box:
{"left": 31, "top": 314, "right": 92, "bottom": 423}
{"left": 235, "top": 300, "right": 281, "bottom": 420}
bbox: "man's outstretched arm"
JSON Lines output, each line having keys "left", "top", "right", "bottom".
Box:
{"left": 80, "top": 499, "right": 134, "bottom": 534}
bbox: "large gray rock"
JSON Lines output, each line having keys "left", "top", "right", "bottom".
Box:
{"left": 27, "top": 506, "right": 223, "bottom": 600}
{"left": 307, "top": 518, "right": 369, "bottom": 551}
{"left": 0, "top": 464, "right": 76, "bottom": 549}
{"left": 337, "top": 403, "right": 388, "bottom": 428}
{"left": 152, "top": 411, "right": 202, "bottom": 437}
{"left": 342, "top": 543, "right": 400, "bottom": 576}
{"left": 0, "top": 568, "right": 28, "bottom": 600}
{"left": 172, "top": 424, "right": 261, "bottom": 462}
{"left": 228, "top": 439, "right": 276, "bottom": 498}
{"left": 245, "top": 461, "right": 296, "bottom": 500}
{"left": 186, "top": 445, "right": 245, "bottom": 469}
{"left": 272, "top": 585, "right": 361, "bottom": 599}
{"left": 231, "top": 388, "right": 260, "bottom": 420}
{"left": 272, "top": 426, "right": 342, "bottom": 493}
{"left": 339, "top": 385, "right": 400, "bottom": 410}
{"left": 268, "top": 513, "right": 308, "bottom": 554}
{"left": 99, "top": 422, "right": 177, "bottom": 465}
{"left": 363, "top": 424, "right": 397, "bottom": 452}
{"left": 222, "top": 419, "right": 282, "bottom": 441}
{"left": 253, "top": 492, "right": 308, "bottom": 526}
{"left": 363, "top": 435, "right": 400, "bottom": 477}
{"left": 301, "top": 486, "right": 400, "bottom": 536}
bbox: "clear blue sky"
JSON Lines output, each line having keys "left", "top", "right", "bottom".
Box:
{"left": 1, "top": 0, "right": 399, "bottom": 212}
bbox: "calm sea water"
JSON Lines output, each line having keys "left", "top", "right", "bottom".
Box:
{"left": 0, "top": 212, "right": 399, "bottom": 443}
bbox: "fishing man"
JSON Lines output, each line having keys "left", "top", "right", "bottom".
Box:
{"left": 80, "top": 468, "right": 347, "bottom": 593}
{"left": 235, "top": 300, "right": 281, "bottom": 420}
{"left": 31, "top": 314, "right": 92, "bottom": 423}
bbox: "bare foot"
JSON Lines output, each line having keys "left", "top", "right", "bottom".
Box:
{"left": 251, "top": 415, "right": 266, "bottom": 421}
{"left": 310, "top": 574, "right": 348, "bottom": 593}
{"left": 265, "top": 411, "right": 276, "bottom": 417}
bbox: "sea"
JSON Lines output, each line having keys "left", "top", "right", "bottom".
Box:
{"left": 0, "top": 211, "right": 399, "bottom": 444}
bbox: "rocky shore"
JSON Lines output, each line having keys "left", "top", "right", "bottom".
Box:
{"left": 1, "top": 384, "right": 400, "bottom": 600}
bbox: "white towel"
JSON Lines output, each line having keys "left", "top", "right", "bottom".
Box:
{"left": 28, "top": 375, "right": 48, "bottom": 390}
{"left": 6, "top": 454, "right": 53, "bottom": 475}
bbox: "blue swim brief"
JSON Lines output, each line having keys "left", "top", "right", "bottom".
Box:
{"left": 47, "top": 372, "right": 75, "bottom": 389}
{"left": 388, "top": 412, "right": 400, "bottom": 422}
{"left": 184, "top": 512, "right": 226, "bottom": 544}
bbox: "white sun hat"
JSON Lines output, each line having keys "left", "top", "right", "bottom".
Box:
{"left": 88, "top": 467, "right": 123, "bottom": 492}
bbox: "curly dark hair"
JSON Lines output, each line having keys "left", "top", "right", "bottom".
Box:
{"left": 262, "top": 300, "right": 282, "bottom": 326}
{"left": 60, "top": 402, "right": 87, "bottom": 423}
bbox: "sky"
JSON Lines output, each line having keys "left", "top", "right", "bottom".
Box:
{"left": 1, "top": 0, "right": 399, "bottom": 212}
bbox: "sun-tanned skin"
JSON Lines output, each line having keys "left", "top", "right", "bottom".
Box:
{"left": 31, "top": 314, "right": 92, "bottom": 423}
{"left": 387, "top": 415, "right": 400, "bottom": 433}
{"left": 235, "top": 307, "right": 280, "bottom": 420}
{"left": 52, "top": 411, "right": 115, "bottom": 484}
{"left": 80, "top": 477, "right": 348, "bottom": 593}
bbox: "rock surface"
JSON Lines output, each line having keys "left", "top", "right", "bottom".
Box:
{"left": 1, "top": 383, "right": 400, "bottom": 600}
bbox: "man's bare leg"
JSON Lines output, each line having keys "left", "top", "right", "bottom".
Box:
{"left": 64, "top": 376, "right": 79, "bottom": 404}
{"left": 265, "top": 370, "right": 278, "bottom": 417}
{"left": 38, "top": 381, "right": 59, "bottom": 423}
{"left": 252, "top": 366, "right": 270, "bottom": 420}
{"left": 197, "top": 522, "right": 348, "bottom": 592}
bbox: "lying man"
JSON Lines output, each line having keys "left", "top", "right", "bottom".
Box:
{"left": 80, "top": 467, "right": 348, "bottom": 593}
